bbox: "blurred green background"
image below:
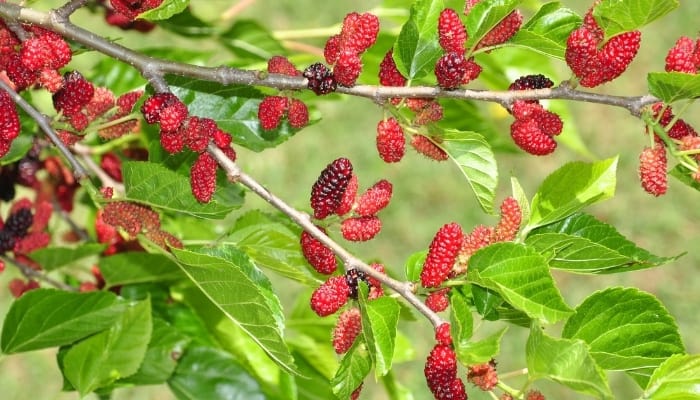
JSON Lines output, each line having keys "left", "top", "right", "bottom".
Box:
{"left": 1, "top": 1, "right": 699, "bottom": 399}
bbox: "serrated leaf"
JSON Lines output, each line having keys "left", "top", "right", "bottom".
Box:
{"left": 228, "top": 211, "right": 319, "bottom": 285}
{"left": 593, "top": 0, "right": 679, "bottom": 38}
{"left": 27, "top": 243, "right": 106, "bottom": 271}
{"left": 509, "top": 2, "right": 582, "bottom": 59}
{"left": 393, "top": 0, "right": 444, "bottom": 79}
{"left": 441, "top": 129, "right": 498, "bottom": 214}
{"left": 648, "top": 72, "right": 700, "bottom": 104}
{"left": 331, "top": 341, "right": 372, "bottom": 400}
{"left": 170, "top": 247, "right": 296, "bottom": 374}
{"left": 562, "top": 287, "right": 685, "bottom": 388}
{"left": 119, "top": 318, "right": 191, "bottom": 385}
{"left": 123, "top": 161, "right": 243, "bottom": 219}
{"left": 1, "top": 289, "right": 126, "bottom": 353}
{"left": 100, "top": 252, "right": 185, "bottom": 287}
{"left": 527, "top": 157, "right": 617, "bottom": 232}
{"left": 527, "top": 324, "right": 613, "bottom": 399}
{"left": 456, "top": 327, "right": 507, "bottom": 365}
{"left": 220, "top": 20, "right": 286, "bottom": 60}
{"left": 527, "top": 213, "right": 681, "bottom": 274}
{"left": 644, "top": 354, "right": 700, "bottom": 400}
{"left": 168, "top": 346, "right": 266, "bottom": 400}
{"left": 471, "top": 285, "right": 503, "bottom": 320}
{"left": 469, "top": 243, "right": 573, "bottom": 324}
{"left": 139, "top": 0, "right": 189, "bottom": 21}
{"left": 465, "top": 0, "right": 523, "bottom": 51}
{"left": 361, "top": 296, "right": 400, "bottom": 378}
{"left": 167, "top": 76, "right": 308, "bottom": 152}
{"left": 450, "top": 290, "right": 473, "bottom": 345}
{"left": 64, "top": 298, "right": 152, "bottom": 396}
{"left": 404, "top": 250, "right": 426, "bottom": 282}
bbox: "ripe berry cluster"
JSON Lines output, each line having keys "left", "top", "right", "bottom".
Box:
{"left": 508, "top": 75, "right": 563, "bottom": 155}
{"left": 323, "top": 12, "right": 380, "bottom": 87}
{"left": 565, "top": 3, "right": 641, "bottom": 87}
{"left": 258, "top": 56, "right": 309, "bottom": 131}
{"left": 665, "top": 36, "right": 700, "bottom": 73}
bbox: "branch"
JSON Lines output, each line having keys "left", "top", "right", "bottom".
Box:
{"left": 208, "top": 144, "right": 445, "bottom": 328}
{"left": 54, "top": 0, "right": 90, "bottom": 19}
{"left": 0, "top": 79, "right": 89, "bottom": 179}
{"left": 1, "top": 255, "right": 77, "bottom": 291}
{"left": 0, "top": 2, "right": 659, "bottom": 115}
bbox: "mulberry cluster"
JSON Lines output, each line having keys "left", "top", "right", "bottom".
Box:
{"left": 310, "top": 158, "right": 354, "bottom": 219}
{"left": 323, "top": 12, "right": 380, "bottom": 87}
{"left": 424, "top": 344, "right": 466, "bottom": 400}
{"left": 426, "top": 288, "right": 451, "bottom": 313}
{"left": 509, "top": 101, "right": 563, "bottom": 156}
{"left": 649, "top": 103, "right": 698, "bottom": 140}
{"left": 0, "top": 199, "right": 52, "bottom": 272}
{"left": 467, "top": 359, "right": 499, "bottom": 391}
{"left": 665, "top": 36, "right": 700, "bottom": 73}
{"left": 0, "top": 90, "right": 20, "bottom": 158}
{"left": 101, "top": 201, "right": 182, "bottom": 250}
{"left": 300, "top": 228, "right": 337, "bottom": 275}
{"left": 463, "top": 0, "right": 523, "bottom": 49}
{"left": 109, "top": 0, "right": 163, "bottom": 21}
{"left": 420, "top": 223, "right": 464, "bottom": 288}
{"left": 376, "top": 118, "right": 406, "bottom": 163}
{"left": 493, "top": 197, "right": 522, "bottom": 242}
{"left": 334, "top": 175, "right": 393, "bottom": 242}
{"left": 309, "top": 264, "right": 384, "bottom": 316}
{"left": 332, "top": 308, "right": 362, "bottom": 354}
{"left": 303, "top": 63, "right": 336, "bottom": 95}
{"left": 565, "top": 4, "right": 641, "bottom": 87}
{"left": 434, "top": 51, "right": 481, "bottom": 90}
{"left": 257, "top": 56, "right": 309, "bottom": 131}
{"left": 378, "top": 50, "right": 407, "bottom": 88}
{"left": 638, "top": 145, "right": 668, "bottom": 197}
{"left": 411, "top": 134, "right": 449, "bottom": 161}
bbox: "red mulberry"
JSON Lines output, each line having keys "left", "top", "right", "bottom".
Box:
{"left": 420, "top": 222, "right": 464, "bottom": 288}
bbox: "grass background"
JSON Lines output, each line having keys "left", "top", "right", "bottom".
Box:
{"left": 1, "top": 0, "right": 699, "bottom": 399}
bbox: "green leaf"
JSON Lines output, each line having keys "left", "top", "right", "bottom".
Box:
{"left": 527, "top": 157, "right": 618, "bottom": 232}
{"left": 331, "top": 341, "right": 372, "bottom": 400}
{"left": 100, "top": 252, "right": 185, "bottom": 287}
{"left": 1, "top": 289, "right": 126, "bottom": 353}
{"left": 469, "top": 243, "right": 573, "bottom": 324}
{"left": 670, "top": 164, "right": 700, "bottom": 192}
{"left": 0, "top": 131, "right": 33, "bottom": 165}
{"left": 228, "top": 211, "right": 320, "bottom": 285}
{"left": 171, "top": 247, "right": 297, "bottom": 374}
{"left": 648, "top": 72, "right": 700, "bottom": 104}
{"left": 527, "top": 324, "right": 613, "bottom": 399}
{"left": 219, "top": 20, "right": 286, "bottom": 61}
{"left": 123, "top": 161, "right": 243, "bottom": 219}
{"left": 527, "top": 213, "right": 681, "bottom": 274}
{"left": 562, "top": 287, "right": 685, "bottom": 387}
{"left": 63, "top": 298, "right": 152, "bottom": 396}
{"left": 393, "top": 0, "right": 444, "bottom": 79}
{"left": 361, "top": 296, "right": 400, "bottom": 378}
{"left": 465, "top": 0, "right": 522, "bottom": 51}
{"left": 644, "top": 354, "right": 700, "bottom": 400}
{"left": 27, "top": 244, "right": 106, "bottom": 272}
{"left": 119, "top": 318, "right": 191, "bottom": 385}
{"left": 167, "top": 76, "right": 308, "bottom": 152}
{"left": 139, "top": 0, "right": 189, "bottom": 21}
{"left": 441, "top": 129, "right": 498, "bottom": 214}
{"left": 511, "top": 177, "right": 531, "bottom": 228}
{"left": 449, "top": 290, "right": 473, "bottom": 345}
{"left": 404, "top": 250, "right": 427, "bottom": 282}
{"left": 156, "top": 7, "right": 216, "bottom": 37}
{"left": 593, "top": 0, "right": 679, "bottom": 38}
{"left": 90, "top": 58, "right": 147, "bottom": 94}
{"left": 510, "top": 2, "right": 582, "bottom": 59}
{"left": 168, "top": 346, "right": 266, "bottom": 400}
{"left": 471, "top": 285, "right": 503, "bottom": 320}
{"left": 456, "top": 327, "right": 507, "bottom": 365}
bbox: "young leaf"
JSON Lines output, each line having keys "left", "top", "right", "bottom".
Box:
{"left": 527, "top": 157, "right": 618, "bottom": 232}
{"left": 63, "top": 298, "right": 152, "bottom": 396}
{"left": 27, "top": 243, "right": 106, "bottom": 271}
{"left": 465, "top": 0, "right": 522, "bottom": 52}
{"left": 449, "top": 289, "right": 474, "bottom": 345}
{"left": 170, "top": 247, "right": 297, "bottom": 374}
{"left": 118, "top": 318, "right": 191, "bottom": 385}
{"left": 468, "top": 243, "right": 573, "bottom": 324}
{"left": 644, "top": 354, "right": 700, "bottom": 400}
{"left": 562, "top": 287, "right": 685, "bottom": 388}
{"left": 331, "top": 340, "right": 372, "bottom": 400}
{"left": 593, "top": 0, "right": 679, "bottom": 39}
{"left": 123, "top": 161, "right": 243, "bottom": 219}
{"left": 100, "top": 252, "right": 185, "bottom": 287}
{"left": 456, "top": 327, "right": 507, "bottom": 365}
{"left": 509, "top": 2, "right": 582, "bottom": 60}
{"left": 1, "top": 289, "right": 126, "bottom": 353}
{"left": 361, "top": 295, "right": 401, "bottom": 378}
{"left": 138, "top": 0, "right": 190, "bottom": 21}
{"left": 393, "top": 0, "right": 444, "bottom": 79}
{"left": 648, "top": 72, "right": 700, "bottom": 104}
{"left": 510, "top": 177, "right": 530, "bottom": 229}
{"left": 168, "top": 346, "right": 266, "bottom": 400}
{"left": 441, "top": 129, "right": 498, "bottom": 214}
{"left": 404, "top": 250, "right": 427, "bottom": 282}
{"left": 526, "top": 213, "right": 681, "bottom": 274}
{"left": 527, "top": 324, "right": 613, "bottom": 399}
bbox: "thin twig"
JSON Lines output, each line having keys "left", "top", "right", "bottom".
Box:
{"left": 54, "top": 0, "right": 90, "bottom": 19}
{"left": 0, "top": 79, "right": 89, "bottom": 179}
{"left": 51, "top": 198, "right": 91, "bottom": 241}
{"left": 1, "top": 255, "right": 77, "bottom": 291}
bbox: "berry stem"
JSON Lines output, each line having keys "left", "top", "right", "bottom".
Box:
{"left": 497, "top": 380, "right": 521, "bottom": 399}
{"left": 207, "top": 144, "right": 446, "bottom": 328}
{"left": 0, "top": 79, "right": 89, "bottom": 179}
{"left": 0, "top": 255, "right": 77, "bottom": 291}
